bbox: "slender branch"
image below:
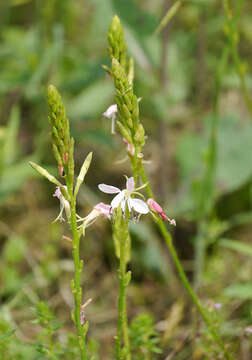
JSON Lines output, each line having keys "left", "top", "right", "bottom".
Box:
{"left": 33, "top": 85, "right": 90, "bottom": 360}
{"left": 194, "top": 44, "right": 230, "bottom": 290}
{"left": 135, "top": 163, "right": 231, "bottom": 360}
{"left": 107, "top": 15, "right": 231, "bottom": 359}
{"left": 66, "top": 178, "right": 87, "bottom": 360}
{"left": 116, "top": 235, "right": 129, "bottom": 359}
{"left": 159, "top": 0, "right": 170, "bottom": 202}
{"left": 114, "top": 209, "right": 131, "bottom": 360}
{"left": 222, "top": 0, "right": 252, "bottom": 118}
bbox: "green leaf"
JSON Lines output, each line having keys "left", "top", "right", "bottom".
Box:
{"left": 68, "top": 79, "right": 114, "bottom": 119}
{"left": 216, "top": 115, "right": 252, "bottom": 191}
{"left": 3, "top": 106, "right": 20, "bottom": 167}
{"left": 129, "top": 222, "right": 171, "bottom": 280}
{"left": 75, "top": 130, "right": 113, "bottom": 147}
{"left": 0, "top": 329, "right": 15, "bottom": 343}
{"left": 220, "top": 238, "right": 252, "bottom": 257}
{"left": 176, "top": 114, "right": 252, "bottom": 214}
{"left": 0, "top": 157, "right": 37, "bottom": 202}
{"left": 224, "top": 283, "right": 252, "bottom": 299}
{"left": 111, "top": 0, "right": 158, "bottom": 36}
{"left": 155, "top": 1, "right": 182, "bottom": 35}
{"left": 25, "top": 27, "right": 64, "bottom": 98}
{"left": 2, "top": 235, "right": 26, "bottom": 264}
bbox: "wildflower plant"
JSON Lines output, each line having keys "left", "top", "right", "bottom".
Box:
{"left": 129, "top": 313, "right": 162, "bottom": 360}
{"left": 32, "top": 301, "right": 64, "bottom": 359}
{"left": 30, "top": 85, "right": 92, "bottom": 360}
{"left": 105, "top": 15, "right": 231, "bottom": 360}
{"left": 26, "top": 14, "right": 234, "bottom": 360}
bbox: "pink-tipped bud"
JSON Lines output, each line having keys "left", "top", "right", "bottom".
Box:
{"left": 122, "top": 138, "right": 135, "bottom": 155}
{"left": 94, "top": 202, "right": 112, "bottom": 219}
{"left": 83, "top": 203, "right": 112, "bottom": 228}
{"left": 147, "top": 198, "right": 176, "bottom": 226}
{"left": 58, "top": 164, "right": 65, "bottom": 177}
{"left": 53, "top": 186, "right": 62, "bottom": 199}
{"left": 80, "top": 298, "right": 92, "bottom": 326}
{"left": 63, "top": 152, "right": 68, "bottom": 164}
{"left": 214, "top": 303, "right": 222, "bottom": 310}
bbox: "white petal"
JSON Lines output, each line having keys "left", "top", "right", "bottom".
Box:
{"left": 111, "top": 190, "right": 125, "bottom": 209}
{"left": 129, "top": 198, "right": 149, "bottom": 214}
{"left": 126, "top": 177, "right": 135, "bottom": 193}
{"left": 121, "top": 199, "right": 126, "bottom": 212}
{"left": 103, "top": 104, "right": 117, "bottom": 118}
{"left": 98, "top": 184, "right": 121, "bottom": 194}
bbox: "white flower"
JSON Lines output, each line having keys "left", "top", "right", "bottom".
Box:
{"left": 103, "top": 104, "right": 117, "bottom": 118}
{"left": 103, "top": 104, "right": 118, "bottom": 134}
{"left": 98, "top": 177, "right": 149, "bottom": 215}
{"left": 53, "top": 186, "right": 71, "bottom": 222}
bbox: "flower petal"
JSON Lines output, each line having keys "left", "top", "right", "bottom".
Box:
{"left": 53, "top": 186, "right": 62, "bottom": 199}
{"left": 111, "top": 190, "right": 125, "bottom": 209}
{"left": 121, "top": 199, "right": 126, "bottom": 213}
{"left": 98, "top": 184, "right": 121, "bottom": 194}
{"left": 126, "top": 177, "right": 135, "bottom": 193}
{"left": 103, "top": 104, "right": 117, "bottom": 118}
{"left": 129, "top": 198, "right": 149, "bottom": 214}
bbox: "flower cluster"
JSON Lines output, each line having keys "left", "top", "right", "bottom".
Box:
{"left": 52, "top": 176, "right": 175, "bottom": 228}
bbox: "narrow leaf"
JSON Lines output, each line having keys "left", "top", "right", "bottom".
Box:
{"left": 155, "top": 1, "right": 182, "bottom": 35}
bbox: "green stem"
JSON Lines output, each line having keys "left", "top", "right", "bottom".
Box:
{"left": 159, "top": 218, "right": 230, "bottom": 358}
{"left": 135, "top": 163, "right": 231, "bottom": 359}
{"left": 48, "top": 328, "right": 54, "bottom": 359}
{"left": 116, "top": 224, "right": 130, "bottom": 360}
{"left": 123, "top": 297, "right": 130, "bottom": 360}
{"left": 194, "top": 44, "right": 230, "bottom": 290}
{"left": 66, "top": 174, "right": 87, "bottom": 360}
{"left": 222, "top": 0, "right": 252, "bottom": 119}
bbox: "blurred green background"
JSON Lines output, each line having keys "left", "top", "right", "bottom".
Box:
{"left": 1, "top": 0, "right": 252, "bottom": 358}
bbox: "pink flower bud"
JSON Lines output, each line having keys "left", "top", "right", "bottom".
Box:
{"left": 58, "top": 165, "right": 65, "bottom": 177}
{"left": 80, "top": 311, "right": 86, "bottom": 325}
{"left": 147, "top": 198, "right": 176, "bottom": 226}
{"left": 94, "top": 202, "right": 112, "bottom": 219}
{"left": 63, "top": 152, "right": 68, "bottom": 164}
{"left": 53, "top": 186, "right": 62, "bottom": 199}
{"left": 122, "top": 138, "right": 135, "bottom": 155}
{"left": 214, "top": 303, "right": 222, "bottom": 310}
{"left": 53, "top": 186, "right": 71, "bottom": 222}
{"left": 80, "top": 298, "right": 92, "bottom": 326}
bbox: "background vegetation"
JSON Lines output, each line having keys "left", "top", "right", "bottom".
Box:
{"left": 1, "top": 0, "right": 252, "bottom": 358}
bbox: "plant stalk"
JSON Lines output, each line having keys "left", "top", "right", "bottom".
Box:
{"left": 116, "top": 222, "right": 130, "bottom": 360}
{"left": 222, "top": 0, "right": 252, "bottom": 119}
{"left": 194, "top": 42, "right": 230, "bottom": 291}
{"left": 134, "top": 163, "right": 231, "bottom": 359}
{"left": 66, "top": 174, "right": 87, "bottom": 360}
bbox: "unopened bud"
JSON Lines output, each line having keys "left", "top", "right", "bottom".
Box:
{"left": 29, "top": 162, "right": 62, "bottom": 187}
{"left": 58, "top": 165, "right": 65, "bottom": 177}
{"left": 80, "top": 298, "right": 92, "bottom": 325}
{"left": 128, "top": 57, "right": 134, "bottom": 85}
{"left": 63, "top": 152, "right": 68, "bottom": 164}
{"left": 74, "top": 152, "right": 93, "bottom": 197}
{"left": 117, "top": 121, "right": 132, "bottom": 143}
{"left": 134, "top": 124, "right": 145, "bottom": 146}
